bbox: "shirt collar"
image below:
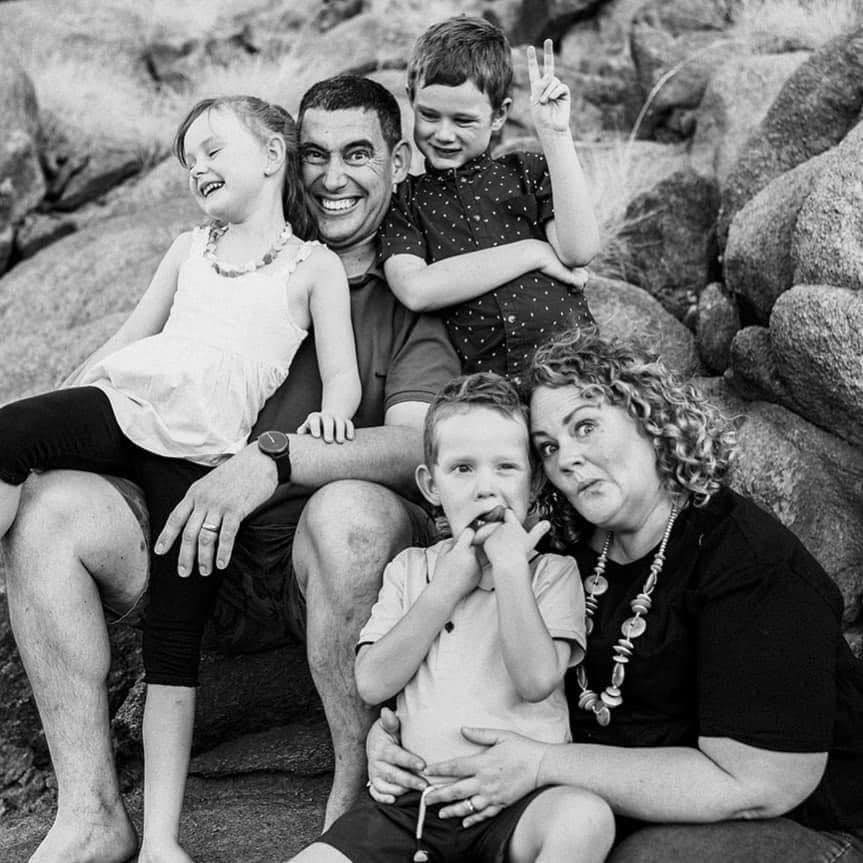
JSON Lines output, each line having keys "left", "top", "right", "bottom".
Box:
{"left": 426, "top": 149, "right": 493, "bottom": 180}
{"left": 348, "top": 261, "right": 384, "bottom": 288}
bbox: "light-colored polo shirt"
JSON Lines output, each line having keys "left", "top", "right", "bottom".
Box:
{"left": 358, "top": 540, "right": 586, "bottom": 768}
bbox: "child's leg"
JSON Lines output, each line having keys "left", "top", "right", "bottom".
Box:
{"left": 507, "top": 785, "right": 615, "bottom": 863}
{"left": 0, "top": 387, "right": 133, "bottom": 537}
{"left": 132, "top": 454, "right": 228, "bottom": 862}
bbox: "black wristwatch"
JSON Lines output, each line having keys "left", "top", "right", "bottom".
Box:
{"left": 257, "top": 430, "right": 292, "bottom": 483}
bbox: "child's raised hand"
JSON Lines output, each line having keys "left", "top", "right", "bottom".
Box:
{"left": 297, "top": 411, "right": 356, "bottom": 444}
{"left": 527, "top": 39, "right": 571, "bottom": 136}
{"left": 479, "top": 508, "right": 550, "bottom": 568}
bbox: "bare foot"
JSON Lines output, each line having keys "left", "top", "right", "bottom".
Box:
{"left": 29, "top": 808, "right": 138, "bottom": 863}
{"left": 137, "top": 839, "right": 195, "bottom": 863}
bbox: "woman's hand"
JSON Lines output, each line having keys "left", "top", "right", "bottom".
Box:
{"left": 423, "top": 728, "right": 548, "bottom": 827}
{"left": 366, "top": 707, "right": 428, "bottom": 803}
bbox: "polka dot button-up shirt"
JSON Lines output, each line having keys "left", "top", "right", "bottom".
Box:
{"left": 379, "top": 150, "right": 594, "bottom": 378}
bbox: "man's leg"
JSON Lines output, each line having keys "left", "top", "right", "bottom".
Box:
{"left": 4, "top": 470, "right": 149, "bottom": 863}
{"left": 292, "top": 480, "right": 428, "bottom": 830}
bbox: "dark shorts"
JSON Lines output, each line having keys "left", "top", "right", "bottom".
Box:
{"left": 319, "top": 788, "right": 547, "bottom": 863}
{"left": 106, "top": 475, "right": 434, "bottom": 653}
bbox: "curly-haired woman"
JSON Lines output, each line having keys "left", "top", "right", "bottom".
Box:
{"left": 367, "top": 330, "right": 863, "bottom": 862}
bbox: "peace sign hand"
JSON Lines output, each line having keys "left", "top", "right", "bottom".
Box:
{"left": 527, "top": 38, "right": 571, "bottom": 136}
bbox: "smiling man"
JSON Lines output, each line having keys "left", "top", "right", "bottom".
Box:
{"left": 4, "top": 75, "right": 460, "bottom": 863}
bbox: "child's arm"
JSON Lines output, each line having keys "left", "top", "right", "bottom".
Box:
{"left": 528, "top": 40, "right": 601, "bottom": 268}
{"left": 297, "top": 246, "right": 362, "bottom": 444}
{"left": 384, "top": 239, "right": 581, "bottom": 314}
{"left": 480, "top": 510, "right": 571, "bottom": 702}
{"left": 61, "top": 232, "right": 191, "bottom": 387}
{"left": 355, "top": 530, "right": 481, "bottom": 706}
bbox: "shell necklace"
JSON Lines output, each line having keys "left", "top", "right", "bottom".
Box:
{"left": 204, "top": 222, "right": 293, "bottom": 277}
{"left": 575, "top": 501, "right": 680, "bottom": 727}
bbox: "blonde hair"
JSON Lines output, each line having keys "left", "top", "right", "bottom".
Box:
{"left": 527, "top": 329, "right": 736, "bottom": 545}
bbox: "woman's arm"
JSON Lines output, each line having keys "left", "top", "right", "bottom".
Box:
{"left": 423, "top": 730, "right": 827, "bottom": 827}
{"left": 62, "top": 232, "right": 190, "bottom": 386}
{"left": 301, "top": 247, "right": 361, "bottom": 443}
{"left": 355, "top": 531, "right": 481, "bottom": 705}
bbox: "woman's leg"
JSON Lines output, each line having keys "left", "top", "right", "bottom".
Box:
{"left": 0, "top": 387, "right": 133, "bottom": 536}
{"left": 508, "top": 785, "right": 615, "bottom": 863}
{"left": 608, "top": 819, "right": 863, "bottom": 863}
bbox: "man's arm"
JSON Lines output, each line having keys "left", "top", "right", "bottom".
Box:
{"left": 154, "top": 400, "right": 429, "bottom": 577}
{"left": 529, "top": 41, "right": 600, "bottom": 267}
{"left": 384, "top": 240, "right": 581, "bottom": 313}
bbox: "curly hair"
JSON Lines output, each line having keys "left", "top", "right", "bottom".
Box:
{"left": 526, "top": 329, "right": 737, "bottom": 546}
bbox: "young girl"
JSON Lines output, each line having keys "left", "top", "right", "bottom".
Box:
{"left": 0, "top": 96, "right": 360, "bottom": 862}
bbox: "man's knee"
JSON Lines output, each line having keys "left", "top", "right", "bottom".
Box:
{"left": 295, "top": 480, "right": 418, "bottom": 593}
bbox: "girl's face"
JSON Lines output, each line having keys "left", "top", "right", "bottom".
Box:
{"left": 182, "top": 109, "right": 279, "bottom": 222}
{"left": 529, "top": 384, "right": 665, "bottom": 535}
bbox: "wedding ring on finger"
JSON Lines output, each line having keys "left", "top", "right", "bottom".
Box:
{"left": 466, "top": 798, "right": 476, "bottom": 815}
{"left": 201, "top": 523, "right": 220, "bottom": 532}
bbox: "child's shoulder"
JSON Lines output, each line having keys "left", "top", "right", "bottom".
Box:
{"left": 532, "top": 550, "right": 580, "bottom": 582}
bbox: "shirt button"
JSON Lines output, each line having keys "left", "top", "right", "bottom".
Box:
{"left": 506, "top": 314, "right": 517, "bottom": 324}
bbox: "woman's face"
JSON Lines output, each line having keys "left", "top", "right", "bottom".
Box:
{"left": 529, "top": 384, "right": 665, "bottom": 534}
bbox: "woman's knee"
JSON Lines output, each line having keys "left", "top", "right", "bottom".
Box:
{"left": 535, "top": 786, "right": 615, "bottom": 854}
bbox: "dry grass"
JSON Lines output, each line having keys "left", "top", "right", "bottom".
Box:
{"left": 729, "top": 0, "right": 862, "bottom": 50}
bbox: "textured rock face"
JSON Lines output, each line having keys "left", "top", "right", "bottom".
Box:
{"left": 768, "top": 286, "right": 863, "bottom": 448}
{"left": 701, "top": 378, "right": 863, "bottom": 625}
{"left": 691, "top": 52, "right": 809, "bottom": 187}
{"left": 723, "top": 153, "right": 827, "bottom": 322}
{"left": 695, "top": 281, "right": 739, "bottom": 372}
{"left": 718, "top": 27, "right": 863, "bottom": 245}
{"left": 611, "top": 166, "right": 719, "bottom": 318}
{"left": 792, "top": 123, "right": 863, "bottom": 292}
{"left": 586, "top": 274, "right": 701, "bottom": 376}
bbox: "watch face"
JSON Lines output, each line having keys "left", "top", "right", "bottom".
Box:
{"left": 258, "top": 430, "right": 289, "bottom": 455}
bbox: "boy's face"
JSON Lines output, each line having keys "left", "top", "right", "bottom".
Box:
{"left": 416, "top": 406, "right": 532, "bottom": 536}
{"left": 411, "top": 80, "right": 510, "bottom": 171}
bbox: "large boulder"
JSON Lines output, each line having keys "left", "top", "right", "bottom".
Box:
{"left": 0, "top": 195, "right": 201, "bottom": 404}
{"left": 510, "top": 0, "right": 612, "bottom": 45}
{"left": 723, "top": 152, "right": 828, "bottom": 322}
{"left": 690, "top": 51, "right": 809, "bottom": 187}
{"left": 586, "top": 274, "right": 701, "bottom": 376}
{"left": 694, "top": 280, "right": 739, "bottom": 372}
{"left": 701, "top": 378, "right": 863, "bottom": 624}
{"left": 729, "top": 286, "right": 863, "bottom": 449}
{"left": 604, "top": 166, "right": 719, "bottom": 318}
{"left": 718, "top": 27, "right": 863, "bottom": 244}
{"left": 792, "top": 122, "right": 863, "bottom": 292}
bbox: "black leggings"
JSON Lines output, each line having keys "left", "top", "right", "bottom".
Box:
{"left": 0, "top": 386, "right": 228, "bottom": 686}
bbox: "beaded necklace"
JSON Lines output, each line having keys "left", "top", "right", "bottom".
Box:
{"left": 204, "top": 222, "right": 293, "bottom": 277}
{"left": 575, "top": 501, "right": 680, "bottom": 727}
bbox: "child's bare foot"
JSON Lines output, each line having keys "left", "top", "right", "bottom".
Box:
{"left": 137, "top": 839, "right": 195, "bottom": 863}
{"left": 29, "top": 808, "right": 138, "bottom": 863}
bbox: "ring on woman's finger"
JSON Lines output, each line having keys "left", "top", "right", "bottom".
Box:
{"left": 201, "top": 523, "right": 220, "bottom": 532}
{"left": 465, "top": 798, "right": 476, "bottom": 814}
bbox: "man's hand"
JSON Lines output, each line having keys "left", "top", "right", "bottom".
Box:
{"left": 154, "top": 443, "right": 279, "bottom": 576}
{"left": 528, "top": 39, "right": 571, "bottom": 136}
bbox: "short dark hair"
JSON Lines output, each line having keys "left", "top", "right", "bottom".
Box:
{"left": 298, "top": 75, "right": 402, "bottom": 151}
{"left": 423, "top": 372, "right": 530, "bottom": 467}
{"left": 407, "top": 16, "right": 513, "bottom": 110}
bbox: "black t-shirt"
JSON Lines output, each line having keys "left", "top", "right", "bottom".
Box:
{"left": 567, "top": 487, "right": 863, "bottom": 830}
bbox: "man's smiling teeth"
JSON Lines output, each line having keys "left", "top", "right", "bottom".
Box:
{"left": 320, "top": 198, "right": 357, "bottom": 212}
{"left": 200, "top": 181, "right": 224, "bottom": 197}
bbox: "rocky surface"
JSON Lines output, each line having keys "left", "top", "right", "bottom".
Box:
{"left": 1, "top": 0, "right": 862, "bottom": 848}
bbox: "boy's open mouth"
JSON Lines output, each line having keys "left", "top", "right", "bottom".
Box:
{"left": 469, "top": 505, "right": 506, "bottom": 531}
{"left": 200, "top": 181, "right": 224, "bottom": 198}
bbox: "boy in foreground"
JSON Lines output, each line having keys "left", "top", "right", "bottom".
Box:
{"left": 380, "top": 17, "right": 600, "bottom": 378}
{"left": 291, "top": 373, "right": 613, "bottom": 862}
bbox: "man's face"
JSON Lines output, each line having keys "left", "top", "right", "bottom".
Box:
{"left": 300, "top": 107, "right": 404, "bottom": 251}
